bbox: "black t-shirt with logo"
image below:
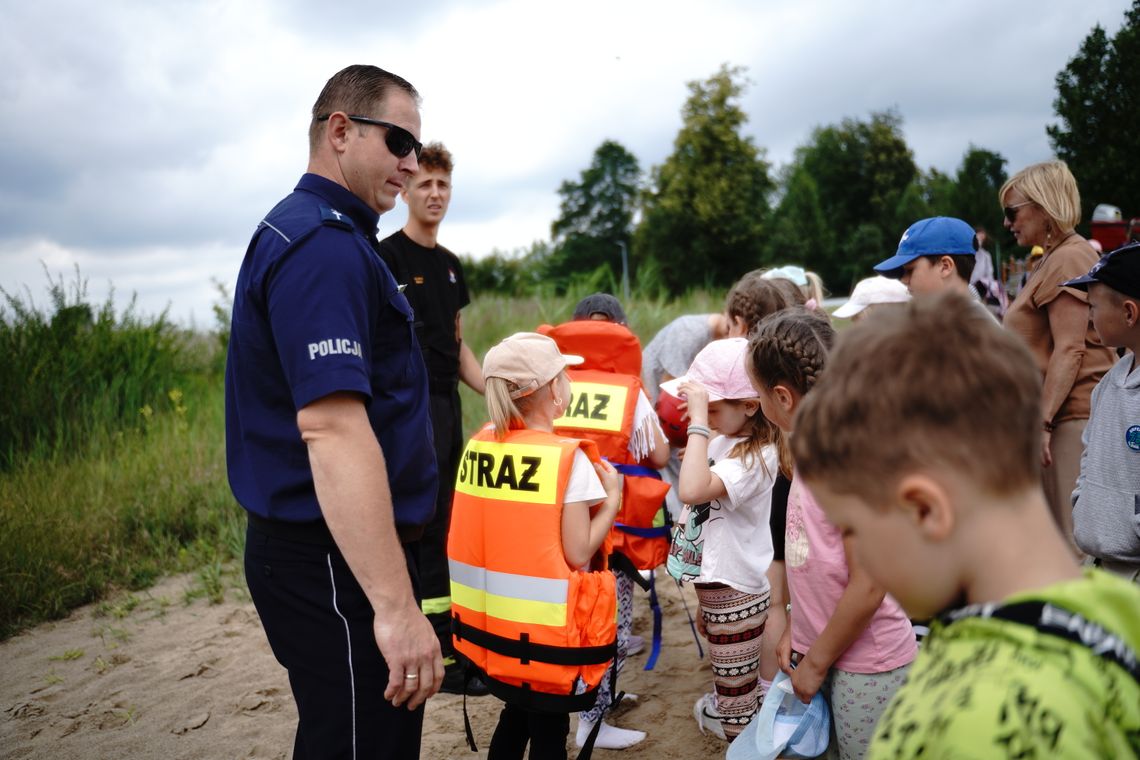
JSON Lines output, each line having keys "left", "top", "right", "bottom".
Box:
{"left": 378, "top": 230, "right": 471, "bottom": 382}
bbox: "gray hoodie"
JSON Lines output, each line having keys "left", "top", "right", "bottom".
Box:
{"left": 1072, "top": 352, "right": 1140, "bottom": 566}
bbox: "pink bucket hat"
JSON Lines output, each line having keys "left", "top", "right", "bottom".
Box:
{"left": 660, "top": 337, "right": 757, "bottom": 402}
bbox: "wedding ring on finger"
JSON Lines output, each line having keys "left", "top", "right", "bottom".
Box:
{"left": 404, "top": 673, "right": 419, "bottom": 681}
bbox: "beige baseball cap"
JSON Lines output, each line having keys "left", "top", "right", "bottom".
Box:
{"left": 483, "top": 332, "right": 584, "bottom": 399}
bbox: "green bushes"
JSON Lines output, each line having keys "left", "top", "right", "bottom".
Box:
{"left": 0, "top": 379, "right": 242, "bottom": 637}
{"left": 0, "top": 268, "right": 207, "bottom": 470}
{"left": 0, "top": 269, "right": 239, "bottom": 638}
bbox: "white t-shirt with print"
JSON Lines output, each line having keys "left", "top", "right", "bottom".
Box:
{"left": 693, "top": 435, "right": 778, "bottom": 595}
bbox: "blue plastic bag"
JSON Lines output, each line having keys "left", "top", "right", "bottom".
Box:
{"left": 726, "top": 670, "right": 830, "bottom": 760}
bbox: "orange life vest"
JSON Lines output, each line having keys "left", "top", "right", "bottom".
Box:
{"left": 448, "top": 426, "right": 617, "bottom": 712}
{"left": 538, "top": 320, "right": 643, "bottom": 377}
{"left": 543, "top": 322, "right": 672, "bottom": 570}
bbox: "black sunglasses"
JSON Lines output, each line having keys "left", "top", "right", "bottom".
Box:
{"left": 1003, "top": 201, "right": 1033, "bottom": 223}
{"left": 316, "top": 114, "right": 423, "bottom": 160}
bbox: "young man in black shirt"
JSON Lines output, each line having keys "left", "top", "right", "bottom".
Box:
{"left": 379, "top": 143, "right": 487, "bottom": 695}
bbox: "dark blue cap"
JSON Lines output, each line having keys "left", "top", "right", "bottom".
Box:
{"left": 1063, "top": 240, "right": 1140, "bottom": 300}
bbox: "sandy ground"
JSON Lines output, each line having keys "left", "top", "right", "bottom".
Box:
{"left": 1, "top": 569, "right": 731, "bottom": 759}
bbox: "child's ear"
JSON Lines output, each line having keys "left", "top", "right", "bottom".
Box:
{"left": 743, "top": 399, "right": 761, "bottom": 417}
{"left": 938, "top": 255, "right": 956, "bottom": 278}
{"left": 1125, "top": 297, "right": 1139, "bottom": 328}
{"left": 894, "top": 473, "right": 954, "bottom": 541}
{"left": 773, "top": 384, "right": 799, "bottom": 415}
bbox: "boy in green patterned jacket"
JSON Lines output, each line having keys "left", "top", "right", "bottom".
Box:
{"left": 791, "top": 291, "right": 1140, "bottom": 758}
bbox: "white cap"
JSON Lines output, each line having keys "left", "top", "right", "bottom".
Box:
{"left": 833, "top": 276, "right": 910, "bottom": 319}
{"left": 761, "top": 265, "right": 808, "bottom": 287}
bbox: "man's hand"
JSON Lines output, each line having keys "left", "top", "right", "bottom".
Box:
{"left": 377, "top": 602, "right": 445, "bottom": 709}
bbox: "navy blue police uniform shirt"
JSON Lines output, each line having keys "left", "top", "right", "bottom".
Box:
{"left": 225, "top": 173, "right": 438, "bottom": 527}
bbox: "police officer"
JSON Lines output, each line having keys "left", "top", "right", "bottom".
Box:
{"left": 225, "top": 65, "right": 442, "bottom": 758}
{"left": 378, "top": 143, "right": 488, "bottom": 695}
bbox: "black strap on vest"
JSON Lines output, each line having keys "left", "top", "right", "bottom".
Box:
{"left": 941, "top": 599, "right": 1139, "bottom": 683}
{"left": 453, "top": 612, "right": 619, "bottom": 754}
{"left": 453, "top": 614, "right": 617, "bottom": 667}
{"left": 608, "top": 550, "right": 650, "bottom": 591}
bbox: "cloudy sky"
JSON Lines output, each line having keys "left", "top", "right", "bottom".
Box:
{"left": 1, "top": 0, "right": 1131, "bottom": 325}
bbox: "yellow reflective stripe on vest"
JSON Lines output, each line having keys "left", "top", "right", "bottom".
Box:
{"left": 558, "top": 381, "right": 629, "bottom": 433}
{"left": 454, "top": 439, "right": 562, "bottom": 504}
{"left": 449, "top": 559, "right": 568, "bottom": 627}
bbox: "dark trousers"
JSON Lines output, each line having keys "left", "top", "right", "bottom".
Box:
{"left": 488, "top": 702, "right": 570, "bottom": 760}
{"left": 245, "top": 524, "right": 424, "bottom": 760}
{"left": 421, "top": 387, "right": 463, "bottom": 658}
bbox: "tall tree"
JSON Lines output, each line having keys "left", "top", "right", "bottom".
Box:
{"left": 952, "top": 146, "right": 1008, "bottom": 237}
{"left": 634, "top": 65, "right": 773, "bottom": 294}
{"left": 547, "top": 140, "right": 641, "bottom": 289}
{"left": 763, "top": 168, "right": 836, "bottom": 281}
{"left": 1048, "top": 1, "right": 1140, "bottom": 220}
{"left": 783, "top": 110, "right": 917, "bottom": 290}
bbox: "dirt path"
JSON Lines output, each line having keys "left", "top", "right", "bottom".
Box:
{"left": 1, "top": 570, "right": 728, "bottom": 759}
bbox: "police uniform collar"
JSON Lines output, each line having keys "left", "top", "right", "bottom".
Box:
{"left": 296, "top": 173, "right": 380, "bottom": 234}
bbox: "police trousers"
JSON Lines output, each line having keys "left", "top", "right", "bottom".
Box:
{"left": 245, "top": 521, "right": 423, "bottom": 759}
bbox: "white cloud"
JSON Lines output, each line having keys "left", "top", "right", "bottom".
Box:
{"left": 0, "top": 0, "right": 1132, "bottom": 322}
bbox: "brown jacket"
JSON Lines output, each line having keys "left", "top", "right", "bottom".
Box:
{"left": 1004, "top": 233, "right": 1115, "bottom": 422}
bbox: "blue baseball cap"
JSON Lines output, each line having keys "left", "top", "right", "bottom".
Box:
{"left": 1062, "top": 241, "right": 1140, "bottom": 300}
{"left": 874, "top": 217, "right": 977, "bottom": 278}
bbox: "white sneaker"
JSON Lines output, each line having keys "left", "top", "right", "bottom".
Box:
{"left": 575, "top": 718, "right": 647, "bottom": 749}
{"left": 692, "top": 692, "right": 727, "bottom": 740}
{"left": 625, "top": 634, "right": 645, "bottom": 656}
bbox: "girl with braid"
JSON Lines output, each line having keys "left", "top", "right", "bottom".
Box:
{"left": 723, "top": 271, "right": 797, "bottom": 337}
{"left": 667, "top": 337, "right": 780, "bottom": 741}
{"left": 747, "top": 309, "right": 916, "bottom": 760}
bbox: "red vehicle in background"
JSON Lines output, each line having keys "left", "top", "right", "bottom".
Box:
{"left": 1091, "top": 204, "right": 1140, "bottom": 252}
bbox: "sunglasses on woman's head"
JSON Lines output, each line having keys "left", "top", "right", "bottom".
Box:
{"left": 1003, "top": 201, "right": 1034, "bottom": 223}
{"left": 315, "top": 114, "right": 423, "bottom": 160}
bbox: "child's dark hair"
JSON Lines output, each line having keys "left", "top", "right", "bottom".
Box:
{"left": 747, "top": 308, "right": 836, "bottom": 475}
{"left": 725, "top": 271, "right": 796, "bottom": 334}
{"left": 748, "top": 308, "right": 835, "bottom": 395}
{"left": 922, "top": 254, "right": 977, "bottom": 283}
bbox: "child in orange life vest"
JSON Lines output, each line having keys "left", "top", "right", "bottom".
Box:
{"left": 667, "top": 337, "right": 780, "bottom": 741}
{"left": 459, "top": 332, "right": 622, "bottom": 760}
{"left": 746, "top": 309, "right": 916, "bottom": 760}
{"left": 540, "top": 294, "right": 669, "bottom": 751}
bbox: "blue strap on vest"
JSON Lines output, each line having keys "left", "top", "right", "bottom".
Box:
{"left": 612, "top": 463, "right": 671, "bottom": 537}
{"left": 613, "top": 463, "right": 661, "bottom": 479}
{"left": 609, "top": 461, "right": 669, "bottom": 669}
{"left": 644, "top": 572, "right": 664, "bottom": 671}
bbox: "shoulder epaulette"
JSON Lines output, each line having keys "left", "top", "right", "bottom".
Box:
{"left": 319, "top": 204, "right": 354, "bottom": 231}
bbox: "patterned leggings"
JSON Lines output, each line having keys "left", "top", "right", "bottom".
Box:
{"left": 695, "top": 582, "right": 770, "bottom": 739}
{"left": 580, "top": 570, "right": 634, "bottom": 724}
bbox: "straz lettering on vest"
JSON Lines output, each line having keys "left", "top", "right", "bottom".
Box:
{"left": 454, "top": 439, "right": 561, "bottom": 504}
{"left": 307, "top": 337, "right": 363, "bottom": 361}
{"left": 459, "top": 451, "right": 540, "bottom": 492}
{"left": 559, "top": 381, "right": 628, "bottom": 433}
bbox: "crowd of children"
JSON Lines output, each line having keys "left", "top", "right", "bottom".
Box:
{"left": 445, "top": 171, "right": 1140, "bottom": 758}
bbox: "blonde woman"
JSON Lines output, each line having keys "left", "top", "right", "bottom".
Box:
{"left": 1000, "top": 160, "right": 1114, "bottom": 551}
